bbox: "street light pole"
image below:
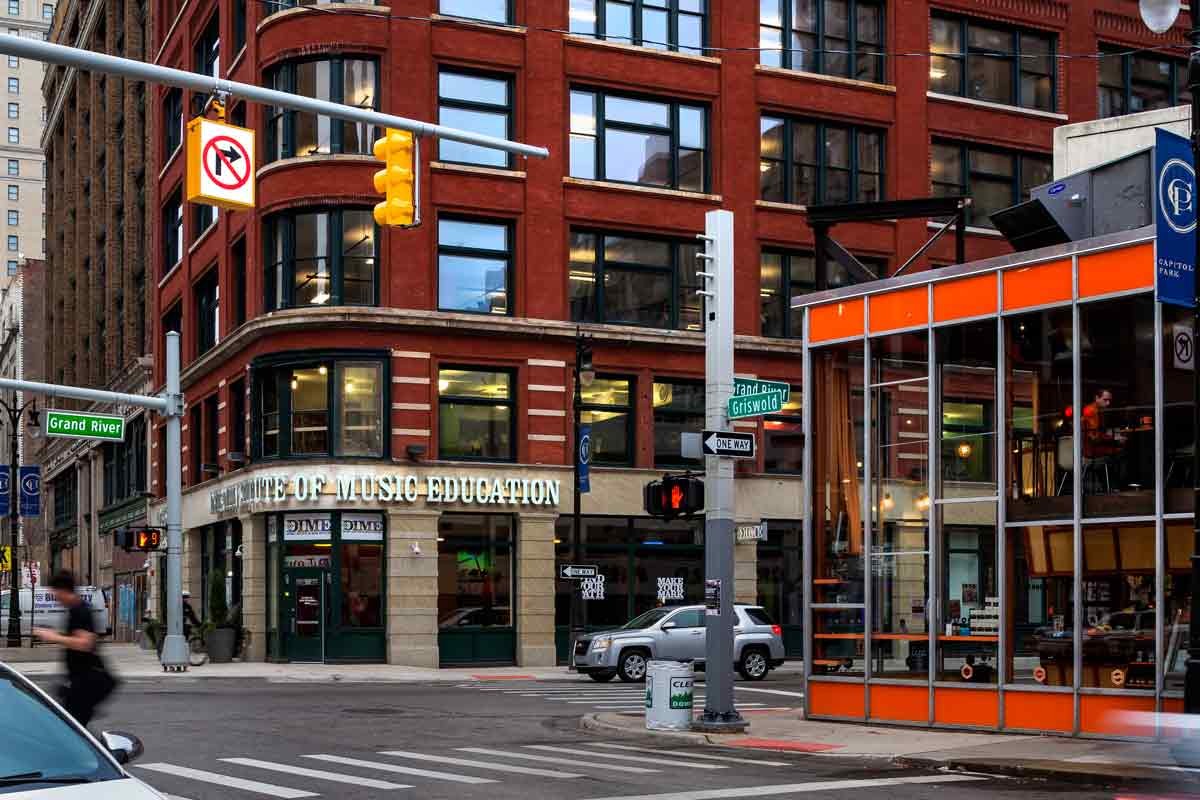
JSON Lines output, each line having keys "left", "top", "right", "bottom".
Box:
{"left": 1186, "top": 8, "right": 1200, "bottom": 715}
{"left": 570, "top": 331, "right": 593, "bottom": 665}
{"left": 3, "top": 395, "right": 36, "bottom": 648}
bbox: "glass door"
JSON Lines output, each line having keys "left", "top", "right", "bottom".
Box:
{"left": 288, "top": 568, "right": 325, "bottom": 662}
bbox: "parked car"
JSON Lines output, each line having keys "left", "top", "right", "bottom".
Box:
{"left": 0, "top": 660, "right": 160, "bottom": 797}
{"left": 0, "top": 586, "right": 111, "bottom": 637}
{"left": 572, "top": 604, "right": 786, "bottom": 683}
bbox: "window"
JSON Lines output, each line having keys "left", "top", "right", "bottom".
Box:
{"left": 194, "top": 14, "right": 219, "bottom": 81}
{"left": 4, "top": 260, "right": 14, "bottom": 276}
{"left": 760, "top": 116, "right": 884, "bottom": 205}
{"left": 568, "top": 0, "right": 706, "bottom": 54}
{"left": 570, "top": 89, "right": 707, "bottom": 192}
{"left": 6, "top": 127, "right": 16, "bottom": 144}
{"left": 6, "top": 56, "right": 14, "bottom": 68}
{"left": 102, "top": 416, "right": 148, "bottom": 508}
{"left": 163, "top": 88, "right": 183, "bottom": 157}
{"left": 6, "top": 210, "right": 15, "bottom": 226}
{"left": 6, "top": 234, "right": 15, "bottom": 251}
{"left": 437, "top": 69, "right": 512, "bottom": 168}
{"left": 5, "top": 102, "right": 14, "bottom": 119}
{"left": 264, "top": 208, "right": 377, "bottom": 309}
{"left": 438, "top": 368, "right": 514, "bottom": 461}
{"left": 6, "top": 2, "right": 17, "bottom": 16}
{"left": 230, "top": 378, "right": 246, "bottom": 460}
{"left": 439, "top": 0, "right": 509, "bottom": 24}
{"left": 438, "top": 217, "right": 511, "bottom": 314}
{"left": 930, "top": 16, "right": 1055, "bottom": 112}
{"left": 162, "top": 301, "right": 183, "bottom": 362}
{"left": 231, "top": 237, "right": 246, "bottom": 326}
{"left": 931, "top": 141, "right": 1051, "bottom": 228}
{"left": 653, "top": 379, "right": 703, "bottom": 467}
{"left": 759, "top": 0, "right": 884, "bottom": 83}
{"left": 569, "top": 230, "right": 702, "bottom": 330}
{"left": 162, "top": 189, "right": 183, "bottom": 271}
{"left": 6, "top": 185, "right": 14, "bottom": 201}
{"left": 233, "top": 0, "right": 247, "bottom": 53}
{"left": 194, "top": 201, "right": 216, "bottom": 238}
{"left": 581, "top": 377, "right": 634, "bottom": 466}
{"left": 1099, "top": 46, "right": 1191, "bottom": 118}
{"left": 760, "top": 250, "right": 858, "bottom": 337}
{"left": 41, "top": 2, "right": 50, "bottom": 19}
{"left": 438, "top": 514, "right": 513, "bottom": 631}
{"left": 5, "top": 158, "right": 15, "bottom": 176}
{"left": 195, "top": 267, "right": 219, "bottom": 357}
{"left": 255, "top": 355, "right": 386, "bottom": 459}
{"left": 265, "top": 58, "right": 378, "bottom": 161}
{"left": 52, "top": 469, "right": 78, "bottom": 530}
{"left": 5, "top": 78, "right": 15, "bottom": 93}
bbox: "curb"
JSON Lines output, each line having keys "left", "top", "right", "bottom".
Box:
{"left": 581, "top": 713, "right": 730, "bottom": 745}
{"left": 894, "top": 755, "right": 1199, "bottom": 786}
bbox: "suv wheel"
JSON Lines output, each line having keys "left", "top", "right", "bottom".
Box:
{"left": 737, "top": 647, "right": 769, "bottom": 681}
{"left": 618, "top": 649, "right": 649, "bottom": 682}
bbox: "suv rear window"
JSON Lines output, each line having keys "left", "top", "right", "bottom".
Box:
{"left": 744, "top": 607, "right": 775, "bottom": 626}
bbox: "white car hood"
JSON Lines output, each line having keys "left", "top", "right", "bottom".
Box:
{"left": 5, "top": 777, "right": 164, "bottom": 800}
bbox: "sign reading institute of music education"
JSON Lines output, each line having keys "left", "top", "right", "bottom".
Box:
{"left": 210, "top": 472, "right": 563, "bottom": 515}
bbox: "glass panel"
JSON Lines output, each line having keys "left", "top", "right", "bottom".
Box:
{"left": 440, "top": 255, "right": 509, "bottom": 314}
{"left": 759, "top": 23, "right": 783, "bottom": 69}
{"left": 939, "top": 321, "right": 997, "bottom": 497}
{"left": 757, "top": 522, "right": 804, "bottom": 649}
{"left": 439, "top": 72, "right": 508, "bottom": 106}
{"left": 440, "top": 0, "right": 509, "bottom": 23}
{"left": 634, "top": 518, "right": 704, "bottom": 612}
{"left": 261, "top": 371, "right": 280, "bottom": 457}
{"left": 1164, "top": 305, "right": 1194, "bottom": 514}
{"left": 293, "top": 212, "right": 330, "bottom": 306}
{"left": 641, "top": 7, "right": 667, "bottom": 49}
{"left": 822, "top": 0, "right": 848, "bottom": 75}
{"left": 1008, "top": 524, "right": 1074, "bottom": 685}
{"left": 438, "top": 107, "right": 509, "bottom": 167}
{"left": 291, "top": 366, "right": 329, "bottom": 454}
{"left": 605, "top": 0, "right": 633, "bottom": 43}
{"left": 930, "top": 17, "right": 962, "bottom": 95}
{"left": 342, "top": 59, "right": 375, "bottom": 153}
{"left": 1019, "top": 33, "right": 1054, "bottom": 111}
{"left": 606, "top": 96, "right": 670, "bottom": 128}
{"left": 437, "top": 515, "right": 514, "bottom": 630}
{"left": 679, "top": 106, "right": 705, "bottom": 150}
{"left": 1020, "top": 156, "right": 1052, "bottom": 201}
{"left": 570, "top": 134, "right": 597, "bottom": 180}
{"left": 678, "top": 13, "right": 703, "bottom": 54}
{"left": 870, "top": 517, "right": 928, "bottom": 677}
{"left": 1165, "top": 522, "right": 1192, "bottom": 693}
{"left": 604, "top": 266, "right": 670, "bottom": 326}
{"left": 569, "top": 231, "right": 597, "bottom": 320}
{"left": 341, "top": 210, "right": 375, "bottom": 305}
{"left": 583, "top": 376, "right": 632, "bottom": 466}
{"left": 605, "top": 128, "right": 671, "bottom": 186}
{"left": 439, "top": 369, "right": 510, "bottom": 400}
{"left": 569, "top": 0, "right": 597, "bottom": 34}
{"left": 1080, "top": 296, "right": 1155, "bottom": 517}
{"left": 438, "top": 404, "right": 512, "bottom": 459}
{"left": 292, "top": 61, "right": 333, "bottom": 156}
{"left": 571, "top": 91, "right": 597, "bottom": 135}
{"left": 338, "top": 363, "right": 382, "bottom": 457}
{"left": 605, "top": 235, "right": 670, "bottom": 266}
{"left": 654, "top": 380, "right": 704, "bottom": 467}
{"left": 937, "top": 502, "right": 997, "bottom": 682}
{"left": 760, "top": 252, "right": 784, "bottom": 337}
{"left": 765, "top": 390, "right": 803, "bottom": 473}
{"left": 340, "top": 542, "right": 382, "bottom": 626}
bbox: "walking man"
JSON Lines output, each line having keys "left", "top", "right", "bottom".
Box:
{"left": 32, "top": 570, "right": 116, "bottom": 726}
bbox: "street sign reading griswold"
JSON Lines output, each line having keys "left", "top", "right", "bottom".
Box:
{"left": 701, "top": 430, "right": 757, "bottom": 458}
{"left": 728, "top": 390, "right": 784, "bottom": 419}
{"left": 44, "top": 409, "right": 125, "bottom": 441}
{"left": 560, "top": 564, "right": 599, "bottom": 579}
{"left": 733, "top": 378, "right": 790, "bottom": 402}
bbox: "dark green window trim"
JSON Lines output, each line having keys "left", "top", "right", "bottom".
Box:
{"left": 759, "top": 0, "right": 885, "bottom": 84}
{"left": 568, "top": 0, "right": 707, "bottom": 54}
{"left": 264, "top": 57, "right": 380, "bottom": 162}
{"left": 580, "top": 374, "right": 636, "bottom": 467}
{"left": 437, "top": 215, "right": 514, "bottom": 316}
{"left": 930, "top": 140, "right": 1051, "bottom": 228}
{"left": 930, "top": 14, "right": 1057, "bottom": 113}
{"left": 263, "top": 207, "right": 379, "bottom": 311}
{"left": 437, "top": 68, "right": 514, "bottom": 170}
{"left": 759, "top": 115, "right": 885, "bottom": 206}
{"left": 1098, "top": 45, "right": 1191, "bottom": 119}
{"left": 437, "top": 365, "right": 518, "bottom": 463}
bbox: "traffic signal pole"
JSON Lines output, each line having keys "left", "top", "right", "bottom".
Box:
{"left": 0, "top": 33, "right": 548, "bottom": 160}
{"left": 693, "top": 210, "right": 747, "bottom": 733}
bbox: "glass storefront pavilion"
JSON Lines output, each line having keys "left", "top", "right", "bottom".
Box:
{"left": 796, "top": 226, "right": 1192, "bottom": 738}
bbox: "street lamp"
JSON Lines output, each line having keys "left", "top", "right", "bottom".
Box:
{"left": 3, "top": 397, "right": 37, "bottom": 647}
{"left": 569, "top": 330, "right": 594, "bottom": 667}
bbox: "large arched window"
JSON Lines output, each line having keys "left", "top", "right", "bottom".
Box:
{"left": 264, "top": 57, "right": 379, "bottom": 162}
{"left": 264, "top": 208, "right": 377, "bottom": 310}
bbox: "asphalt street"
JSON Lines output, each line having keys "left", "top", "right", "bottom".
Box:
{"left": 46, "top": 672, "right": 1185, "bottom": 800}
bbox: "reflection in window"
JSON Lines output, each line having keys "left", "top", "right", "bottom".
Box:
{"left": 1007, "top": 525, "right": 1074, "bottom": 685}
{"left": 438, "top": 70, "right": 512, "bottom": 168}
{"left": 264, "top": 208, "right": 377, "bottom": 309}
{"left": 1164, "top": 305, "right": 1194, "bottom": 514}
{"left": 581, "top": 377, "right": 634, "bottom": 465}
{"left": 760, "top": 250, "right": 872, "bottom": 337}
{"left": 760, "top": 116, "right": 884, "bottom": 206}
{"left": 764, "top": 390, "right": 803, "bottom": 474}
{"left": 759, "top": 0, "right": 884, "bottom": 83}
{"left": 1099, "top": 47, "right": 1191, "bottom": 119}
{"left": 440, "top": 0, "right": 510, "bottom": 24}
{"left": 938, "top": 321, "right": 997, "bottom": 494}
{"left": 438, "top": 218, "right": 511, "bottom": 314}
{"left": 569, "top": 230, "right": 702, "bottom": 330}
{"left": 338, "top": 363, "right": 382, "bottom": 456}
{"left": 291, "top": 366, "right": 329, "bottom": 455}
{"left": 265, "top": 58, "right": 378, "bottom": 161}
{"left": 931, "top": 141, "right": 1051, "bottom": 228}
{"left": 438, "top": 514, "right": 513, "bottom": 634}
{"left": 341, "top": 539, "right": 383, "bottom": 628}
{"left": 195, "top": 267, "right": 220, "bottom": 357}
{"left": 1165, "top": 523, "right": 1193, "bottom": 694}
{"left": 438, "top": 368, "right": 514, "bottom": 461}
{"left": 937, "top": 503, "right": 997, "bottom": 682}
{"left": 162, "top": 189, "right": 183, "bottom": 272}
{"left": 568, "top": 0, "right": 706, "bottom": 54}
{"left": 569, "top": 89, "right": 707, "bottom": 192}
{"left": 757, "top": 522, "right": 803, "bottom": 657}
{"left": 929, "top": 16, "right": 1055, "bottom": 111}
{"left": 653, "top": 379, "right": 703, "bottom": 468}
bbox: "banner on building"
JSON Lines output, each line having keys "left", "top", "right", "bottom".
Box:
{"left": 1155, "top": 128, "right": 1196, "bottom": 308}
{"left": 19, "top": 465, "right": 39, "bottom": 518}
{"left": 578, "top": 424, "right": 591, "bottom": 494}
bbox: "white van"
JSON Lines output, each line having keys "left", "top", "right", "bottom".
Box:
{"left": 0, "top": 586, "right": 110, "bottom": 636}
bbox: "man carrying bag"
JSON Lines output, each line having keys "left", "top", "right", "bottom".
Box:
{"left": 33, "top": 570, "right": 118, "bottom": 726}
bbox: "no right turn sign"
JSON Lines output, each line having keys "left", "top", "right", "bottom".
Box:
{"left": 1174, "top": 323, "right": 1194, "bottom": 371}
{"left": 187, "top": 117, "right": 256, "bottom": 210}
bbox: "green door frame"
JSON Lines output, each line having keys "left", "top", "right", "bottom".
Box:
{"left": 286, "top": 567, "right": 326, "bottom": 662}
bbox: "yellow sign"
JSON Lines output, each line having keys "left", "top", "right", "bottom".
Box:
{"left": 186, "top": 116, "right": 256, "bottom": 210}
{"left": 0, "top": 545, "right": 9, "bottom": 573}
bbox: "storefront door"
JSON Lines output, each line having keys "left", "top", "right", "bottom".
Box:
{"left": 288, "top": 569, "right": 325, "bottom": 663}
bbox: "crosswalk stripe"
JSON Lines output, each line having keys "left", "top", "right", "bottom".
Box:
{"left": 137, "top": 763, "right": 318, "bottom": 798}
{"left": 301, "top": 754, "right": 497, "bottom": 784}
{"left": 731, "top": 687, "right": 806, "bottom": 698}
{"left": 378, "top": 749, "right": 584, "bottom": 778}
{"left": 524, "top": 745, "right": 727, "bottom": 770}
{"left": 459, "top": 747, "right": 661, "bottom": 774}
{"left": 578, "top": 774, "right": 985, "bottom": 800}
{"left": 590, "top": 744, "right": 790, "bottom": 767}
{"left": 220, "top": 758, "right": 411, "bottom": 790}
{"left": 161, "top": 795, "right": 195, "bottom": 800}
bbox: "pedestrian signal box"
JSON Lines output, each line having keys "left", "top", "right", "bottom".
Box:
{"left": 643, "top": 475, "right": 704, "bottom": 520}
{"left": 118, "top": 527, "right": 163, "bottom": 552}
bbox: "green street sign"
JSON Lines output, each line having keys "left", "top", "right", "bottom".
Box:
{"left": 728, "top": 390, "right": 784, "bottom": 420}
{"left": 733, "top": 378, "right": 790, "bottom": 402}
{"left": 44, "top": 410, "right": 126, "bottom": 441}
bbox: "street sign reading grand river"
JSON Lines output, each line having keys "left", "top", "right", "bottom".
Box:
{"left": 43, "top": 409, "right": 126, "bottom": 441}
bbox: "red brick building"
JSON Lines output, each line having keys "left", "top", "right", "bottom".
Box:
{"left": 148, "top": 0, "right": 1188, "bottom": 667}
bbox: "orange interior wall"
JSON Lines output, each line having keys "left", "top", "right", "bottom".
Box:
{"left": 809, "top": 298, "right": 865, "bottom": 343}
{"left": 933, "top": 687, "right": 998, "bottom": 728}
{"left": 808, "top": 682, "right": 866, "bottom": 719}
{"left": 1004, "top": 690, "right": 1073, "bottom": 733}
{"left": 932, "top": 273, "right": 997, "bottom": 323}
{"left": 1077, "top": 243, "right": 1153, "bottom": 298}
{"left": 1002, "top": 259, "right": 1072, "bottom": 311}
{"left": 868, "top": 684, "right": 928, "bottom": 723}
{"left": 1079, "top": 694, "right": 1156, "bottom": 738}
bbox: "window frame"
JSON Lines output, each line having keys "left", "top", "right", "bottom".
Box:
{"left": 436, "top": 215, "right": 514, "bottom": 316}
{"left": 251, "top": 350, "right": 391, "bottom": 461}
{"left": 931, "top": 140, "right": 1051, "bottom": 228}
{"left": 438, "top": 0, "right": 513, "bottom": 25}
{"left": 437, "top": 365, "right": 518, "bottom": 463}
{"left": 570, "top": 87, "right": 709, "bottom": 192}
{"left": 263, "top": 207, "right": 380, "bottom": 311}
{"left": 194, "top": 265, "right": 220, "bottom": 357}
{"left": 759, "top": 115, "right": 885, "bottom": 206}
{"left": 163, "top": 88, "right": 183, "bottom": 159}
{"left": 763, "top": 386, "right": 803, "bottom": 475}
{"left": 759, "top": 0, "right": 886, "bottom": 83}
{"left": 264, "top": 56, "right": 381, "bottom": 162}
{"left": 1099, "top": 45, "right": 1190, "bottom": 118}
{"left": 570, "top": 0, "right": 708, "bottom": 54}
{"left": 436, "top": 67, "right": 514, "bottom": 169}
{"left": 653, "top": 377, "right": 705, "bottom": 468}
{"left": 760, "top": 249, "right": 816, "bottom": 338}
{"left": 162, "top": 187, "right": 183, "bottom": 274}
{"left": 580, "top": 374, "right": 636, "bottom": 467}
{"left": 930, "top": 14, "right": 1057, "bottom": 112}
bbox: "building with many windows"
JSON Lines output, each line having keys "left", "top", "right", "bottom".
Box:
{"left": 146, "top": 0, "right": 1186, "bottom": 676}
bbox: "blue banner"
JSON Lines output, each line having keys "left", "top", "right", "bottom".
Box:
{"left": 19, "top": 465, "right": 39, "bottom": 517}
{"left": 578, "top": 424, "right": 591, "bottom": 494}
{"left": 0, "top": 467, "right": 10, "bottom": 517}
{"left": 1156, "top": 128, "right": 1196, "bottom": 308}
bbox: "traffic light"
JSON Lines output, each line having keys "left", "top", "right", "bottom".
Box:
{"left": 117, "top": 527, "right": 163, "bottom": 552}
{"left": 643, "top": 475, "right": 704, "bottom": 520}
{"left": 372, "top": 128, "right": 418, "bottom": 227}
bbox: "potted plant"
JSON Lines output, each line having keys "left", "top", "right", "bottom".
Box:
{"left": 205, "top": 570, "right": 236, "bottom": 663}
{"left": 140, "top": 617, "right": 163, "bottom": 652}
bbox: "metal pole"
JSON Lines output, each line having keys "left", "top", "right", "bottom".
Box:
{"left": 0, "top": 34, "right": 548, "bottom": 160}
{"left": 1186, "top": 8, "right": 1200, "bottom": 714}
{"left": 160, "top": 332, "right": 187, "bottom": 671}
{"left": 5, "top": 407, "right": 17, "bottom": 647}
{"left": 0, "top": 376, "right": 167, "bottom": 413}
{"left": 694, "top": 209, "right": 746, "bottom": 732}
{"left": 570, "top": 335, "right": 583, "bottom": 669}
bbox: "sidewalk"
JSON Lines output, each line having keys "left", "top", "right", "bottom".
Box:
{"left": 581, "top": 709, "right": 1200, "bottom": 786}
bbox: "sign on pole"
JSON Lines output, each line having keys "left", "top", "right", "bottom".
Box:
{"left": 0, "top": 545, "right": 9, "bottom": 573}
{"left": 1174, "top": 322, "right": 1194, "bottom": 371}
{"left": 733, "top": 378, "right": 790, "bottom": 402}
{"left": 701, "top": 429, "right": 756, "bottom": 459}
{"left": 0, "top": 469, "right": 9, "bottom": 517}
{"left": 578, "top": 423, "right": 591, "bottom": 494}
{"left": 187, "top": 117, "right": 256, "bottom": 210}
{"left": 728, "top": 390, "right": 784, "bottom": 419}
{"left": 560, "top": 564, "right": 599, "bottom": 579}
{"left": 1155, "top": 128, "right": 1196, "bottom": 308}
{"left": 736, "top": 523, "right": 767, "bottom": 543}
{"left": 43, "top": 409, "right": 126, "bottom": 441}
{"left": 19, "top": 466, "right": 39, "bottom": 518}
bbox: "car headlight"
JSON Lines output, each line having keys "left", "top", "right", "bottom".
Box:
{"left": 591, "top": 637, "right": 611, "bottom": 653}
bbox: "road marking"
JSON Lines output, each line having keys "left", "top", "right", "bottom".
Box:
{"left": 730, "top": 687, "right": 806, "bottom": 698}
{"left": 221, "top": 758, "right": 411, "bottom": 790}
{"left": 302, "top": 754, "right": 497, "bottom": 784}
{"left": 161, "top": 795, "right": 196, "bottom": 800}
{"left": 578, "top": 774, "right": 984, "bottom": 800}
{"left": 378, "top": 750, "right": 583, "bottom": 778}
{"left": 459, "top": 747, "right": 661, "bottom": 774}
{"left": 590, "top": 744, "right": 790, "bottom": 767}
{"left": 137, "top": 763, "right": 318, "bottom": 798}
{"left": 524, "top": 745, "right": 728, "bottom": 770}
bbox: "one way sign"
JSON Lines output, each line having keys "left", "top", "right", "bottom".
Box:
{"left": 187, "top": 117, "right": 256, "bottom": 210}
{"left": 702, "top": 430, "right": 756, "bottom": 459}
